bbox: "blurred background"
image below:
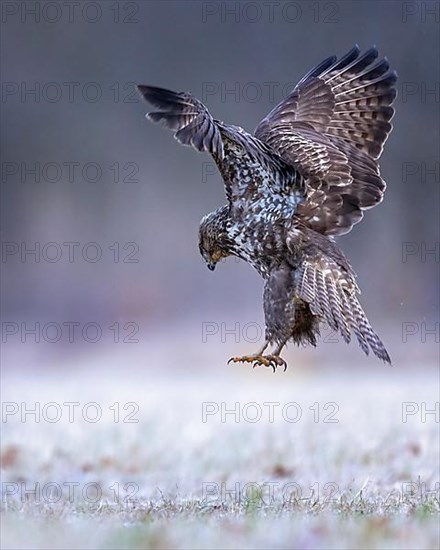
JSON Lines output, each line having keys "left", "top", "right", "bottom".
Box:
{"left": 1, "top": 2, "right": 439, "bottom": 548}
{"left": 1, "top": 0, "right": 439, "bottom": 370}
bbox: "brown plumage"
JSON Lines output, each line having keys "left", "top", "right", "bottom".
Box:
{"left": 138, "top": 45, "right": 396, "bottom": 369}
{"left": 255, "top": 46, "right": 396, "bottom": 236}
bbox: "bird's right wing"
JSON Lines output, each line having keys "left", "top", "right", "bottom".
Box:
{"left": 137, "top": 85, "right": 224, "bottom": 159}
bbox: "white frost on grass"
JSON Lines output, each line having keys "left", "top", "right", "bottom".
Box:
{"left": 1, "top": 354, "right": 439, "bottom": 549}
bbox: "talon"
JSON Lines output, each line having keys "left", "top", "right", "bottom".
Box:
{"left": 228, "top": 356, "right": 248, "bottom": 365}
{"left": 227, "top": 353, "right": 288, "bottom": 371}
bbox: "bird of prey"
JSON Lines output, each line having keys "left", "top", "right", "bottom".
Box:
{"left": 138, "top": 45, "right": 396, "bottom": 370}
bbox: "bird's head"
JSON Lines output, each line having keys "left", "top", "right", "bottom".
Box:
{"left": 198, "top": 206, "right": 234, "bottom": 272}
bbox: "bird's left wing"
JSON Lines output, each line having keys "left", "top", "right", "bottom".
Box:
{"left": 137, "top": 85, "right": 224, "bottom": 159}
{"left": 254, "top": 46, "right": 397, "bottom": 236}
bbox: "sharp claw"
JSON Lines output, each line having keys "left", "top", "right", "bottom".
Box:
{"left": 227, "top": 354, "right": 288, "bottom": 371}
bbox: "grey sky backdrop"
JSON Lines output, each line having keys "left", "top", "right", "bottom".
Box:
{"left": 1, "top": 0, "right": 439, "bottom": 368}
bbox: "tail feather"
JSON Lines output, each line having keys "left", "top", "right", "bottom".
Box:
{"left": 349, "top": 294, "right": 391, "bottom": 363}
{"left": 294, "top": 234, "right": 391, "bottom": 363}
{"left": 343, "top": 291, "right": 370, "bottom": 356}
{"left": 326, "top": 277, "right": 351, "bottom": 344}
{"left": 316, "top": 270, "right": 337, "bottom": 331}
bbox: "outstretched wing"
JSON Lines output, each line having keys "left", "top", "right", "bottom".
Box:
{"left": 255, "top": 46, "right": 397, "bottom": 236}
{"left": 137, "top": 84, "right": 305, "bottom": 217}
{"left": 288, "top": 225, "right": 391, "bottom": 363}
{"left": 137, "top": 85, "right": 224, "bottom": 159}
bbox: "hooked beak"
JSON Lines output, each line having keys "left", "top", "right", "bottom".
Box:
{"left": 207, "top": 262, "right": 216, "bottom": 271}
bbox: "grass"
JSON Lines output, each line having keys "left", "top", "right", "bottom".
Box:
{"left": 1, "top": 347, "right": 439, "bottom": 549}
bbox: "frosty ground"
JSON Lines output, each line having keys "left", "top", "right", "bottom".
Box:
{"left": 1, "top": 341, "right": 439, "bottom": 550}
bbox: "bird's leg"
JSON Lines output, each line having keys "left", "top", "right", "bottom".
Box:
{"left": 254, "top": 340, "right": 270, "bottom": 356}
{"left": 268, "top": 340, "right": 288, "bottom": 372}
{"left": 227, "top": 340, "right": 288, "bottom": 372}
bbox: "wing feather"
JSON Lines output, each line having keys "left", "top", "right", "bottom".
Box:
{"left": 137, "top": 85, "right": 224, "bottom": 158}
{"left": 255, "top": 46, "right": 397, "bottom": 236}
